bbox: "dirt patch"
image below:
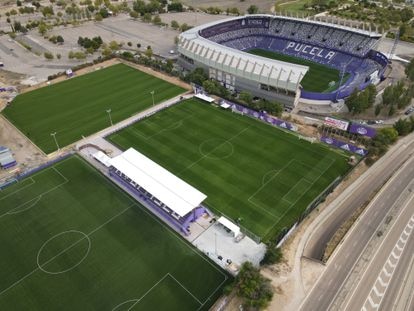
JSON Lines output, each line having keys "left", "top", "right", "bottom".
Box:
{"left": 0, "top": 69, "right": 25, "bottom": 86}
{"left": 0, "top": 114, "right": 47, "bottom": 180}
{"left": 20, "top": 58, "right": 120, "bottom": 94}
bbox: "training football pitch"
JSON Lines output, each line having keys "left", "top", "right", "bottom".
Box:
{"left": 248, "top": 48, "right": 349, "bottom": 93}
{"left": 2, "top": 63, "right": 185, "bottom": 154}
{"left": 0, "top": 156, "right": 227, "bottom": 310}
{"left": 108, "top": 99, "right": 350, "bottom": 240}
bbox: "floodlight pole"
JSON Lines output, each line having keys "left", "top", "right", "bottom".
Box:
{"left": 50, "top": 132, "right": 60, "bottom": 151}
{"left": 150, "top": 90, "right": 155, "bottom": 107}
{"left": 106, "top": 109, "right": 113, "bottom": 126}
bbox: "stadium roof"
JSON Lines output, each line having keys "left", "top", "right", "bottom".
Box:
{"left": 179, "top": 23, "right": 309, "bottom": 92}
{"left": 108, "top": 148, "right": 207, "bottom": 217}
{"left": 178, "top": 15, "right": 382, "bottom": 92}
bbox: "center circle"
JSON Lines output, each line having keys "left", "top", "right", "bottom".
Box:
{"left": 199, "top": 139, "right": 234, "bottom": 159}
{"left": 37, "top": 230, "right": 91, "bottom": 275}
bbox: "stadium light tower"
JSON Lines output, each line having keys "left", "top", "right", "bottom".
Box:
{"left": 150, "top": 90, "right": 155, "bottom": 106}
{"left": 50, "top": 132, "right": 60, "bottom": 151}
{"left": 106, "top": 109, "right": 113, "bottom": 126}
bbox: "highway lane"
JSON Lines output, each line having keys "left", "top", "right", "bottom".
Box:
{"left": 304, "top": 137, "right": 414, "bottom": 260}
{"left": 300, "top": 154, "right": 414, "bottom": 311}
{"left": 342, "top": 193, "right": 414, "bottom": 311}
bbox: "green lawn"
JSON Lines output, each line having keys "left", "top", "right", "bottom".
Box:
{"left": 0, "top": 156, "right": 227, "bottom": 310}
{"left": 2, "top": 63, "right": 185, "bottom": 154}
{"left": 248, "top": 48, "right": 349, "bottom": 93}
{"left": 108, "top": 99, "right": 350, "bottom": 240}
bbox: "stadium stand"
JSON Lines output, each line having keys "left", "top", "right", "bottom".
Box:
{"left": 178, "top": 15, "right": 387, "bottom": 105}
{"left": 108, "top": 148, "right": 208, "bottom": 235}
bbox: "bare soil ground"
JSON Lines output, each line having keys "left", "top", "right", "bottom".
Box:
{"left": 0, "top": 113, "right": 47, "bottom": 180}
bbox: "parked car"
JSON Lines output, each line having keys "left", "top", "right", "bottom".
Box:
{"left": 405, "top": 107, "right": 414, "bottom": 115}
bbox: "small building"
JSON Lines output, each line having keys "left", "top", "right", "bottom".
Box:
{"left": 108, "top": 148, "right": 208, "bottom": 235}
{"left": 0, "top": 146, "right": 17, "bottom": 169}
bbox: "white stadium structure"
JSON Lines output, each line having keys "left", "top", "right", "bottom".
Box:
{"left": 177, "top": 14, "right": 388, "bottom": 107}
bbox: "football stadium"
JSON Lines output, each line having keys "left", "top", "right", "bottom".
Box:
{"left": 177, "top": 14, "right": 388, "bottom": 106}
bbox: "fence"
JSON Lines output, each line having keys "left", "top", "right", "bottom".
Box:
{"left": 274, "top": 176, "right": 342, "bottom": 246}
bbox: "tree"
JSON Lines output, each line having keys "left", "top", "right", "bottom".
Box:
{"left": 129, "top": 10, "right": 139, "bottom": 18}
{"left": 184, "top": 67, "right": 208, "bottom": 85}
{"left": 109, "top": 40, "right": 119, "bottom": 50}
{"left": 137, "top": 43, "right": 141, "bottom": 48}
{"left": 38, "top": 22, "right": 48, "bottom": 35}
{"left": 145, "top": 46, "right": 153, "bottom": 58}
{"left": 247, "top": 5, "right": 259, "bottom": 14}
{"left": 393, "top": 118, "right": 412, "bottom": 136}
{"left": 375, "top": 104, "right": 381, "bottom": 116}
{"left": 345, "top": 88, "right": 359, "bottom": 114}
{"left": 101, "top": 47, "right": 111, "bottom": 57}
{"left": 95, "top": 13, "right": 103, "bottom": 21}
{"left": 142, "top": 12, "right": 152, "bottom": 23}
{"left": 152, "top": 15, "right": 161, "bottom": 25}
{"left": 170, "top": 20, "right": 179, "bottom": 30}
{"left": 167, "top": 2, "right": 183, "bottom": 12}
{"left": 44, "top": 52, "right": 54, "bottom": 59}
{"left": 260, "top": 245, "right": 283, "bottom": 265}
{"left": 180, "top": 23, "right": 191, "bottom": 32}
{"left": 239, "top": 91, "right": 252, "bottom": 104}
{"left": 127, "top": 41, "right": 132, "bottom": 47}
{"left": 56, "top": 35, "right": 64, "bottom": 43}
{"left": 405, "top": 58, "right": 414, "bottom": 82}
{"left": 234, "top": 262, "right": 273, "bottom": 309}
{"left": 16, "top": 0, "right": 22, "bottom": 6}
{"left": 41, "top": 6, "right": 54, "bottom": 17}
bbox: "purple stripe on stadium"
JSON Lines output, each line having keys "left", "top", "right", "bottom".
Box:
{"left": 321, "top": 136, "right": 368, "bottom": 156}
{"left": 230, "top": 102, "right": 295, "bottom": 131}
{"left": 349, "top": 123, "right": 376, "bottom": 137}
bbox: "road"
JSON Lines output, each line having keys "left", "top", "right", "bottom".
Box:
{"left": 304, "top": 136, "right": 414, "bottom": 260}
{"left": 342, "top": 193, "right": 414, "bottom": 311}
{"left": 300, "top": 150, "right": 414, "bottom": 311}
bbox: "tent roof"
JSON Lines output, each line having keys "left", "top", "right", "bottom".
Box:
{"left": 217, "top": 216, "right": 240, "bottom": 235}
{"left": 108, "top": 148, "right": 207, "bottom": 217}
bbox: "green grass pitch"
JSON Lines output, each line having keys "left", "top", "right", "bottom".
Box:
{"left": 108, "top": 99, "right": 351, "bottom": 241}
{"left": 2, "top": 63, "right": 185, "bottom": 154}
{"left": 248, "top": 48, "right": 349, "bottom": 93}
{"left": 0, "top": 156, "right": 228, "bottom": 310}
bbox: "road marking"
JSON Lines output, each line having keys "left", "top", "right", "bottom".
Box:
{"left": 362, "top": 214, "right": 414, "bottom": 311}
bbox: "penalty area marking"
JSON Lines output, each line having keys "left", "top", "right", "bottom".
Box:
{"left": 37, "top": 230, "right": 91, "bottom": 275}
{"left": 111, "top": 273, "right": 203, "bottom": 311}
{"left": 0, "top": 167, "right": 69, "bottom": 219}
{"left": 0, "top": 177, "right": 36, "bottom": 201}
{"left": 0, "top": 195, "right": 42, "bottom": 219}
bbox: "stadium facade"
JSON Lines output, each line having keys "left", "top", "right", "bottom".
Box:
{"left": 177, "top": 15, "right": 388, "bottom": 107}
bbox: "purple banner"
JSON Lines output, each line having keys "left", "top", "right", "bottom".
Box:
{"left": 321, "top": 136, "right": 368, "bottom": 156}
{"left": 349, "top": 123, "right": 376, "bottom": 138}
{"left": 229, "top": 101, "right": 295, "bottom": 131}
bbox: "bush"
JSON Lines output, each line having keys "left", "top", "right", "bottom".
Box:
{"left": 44, "top": 52, "right": 54, "bottom": 59}
{"left": 260, "top": 245, "right": 283, "bottom": 266}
